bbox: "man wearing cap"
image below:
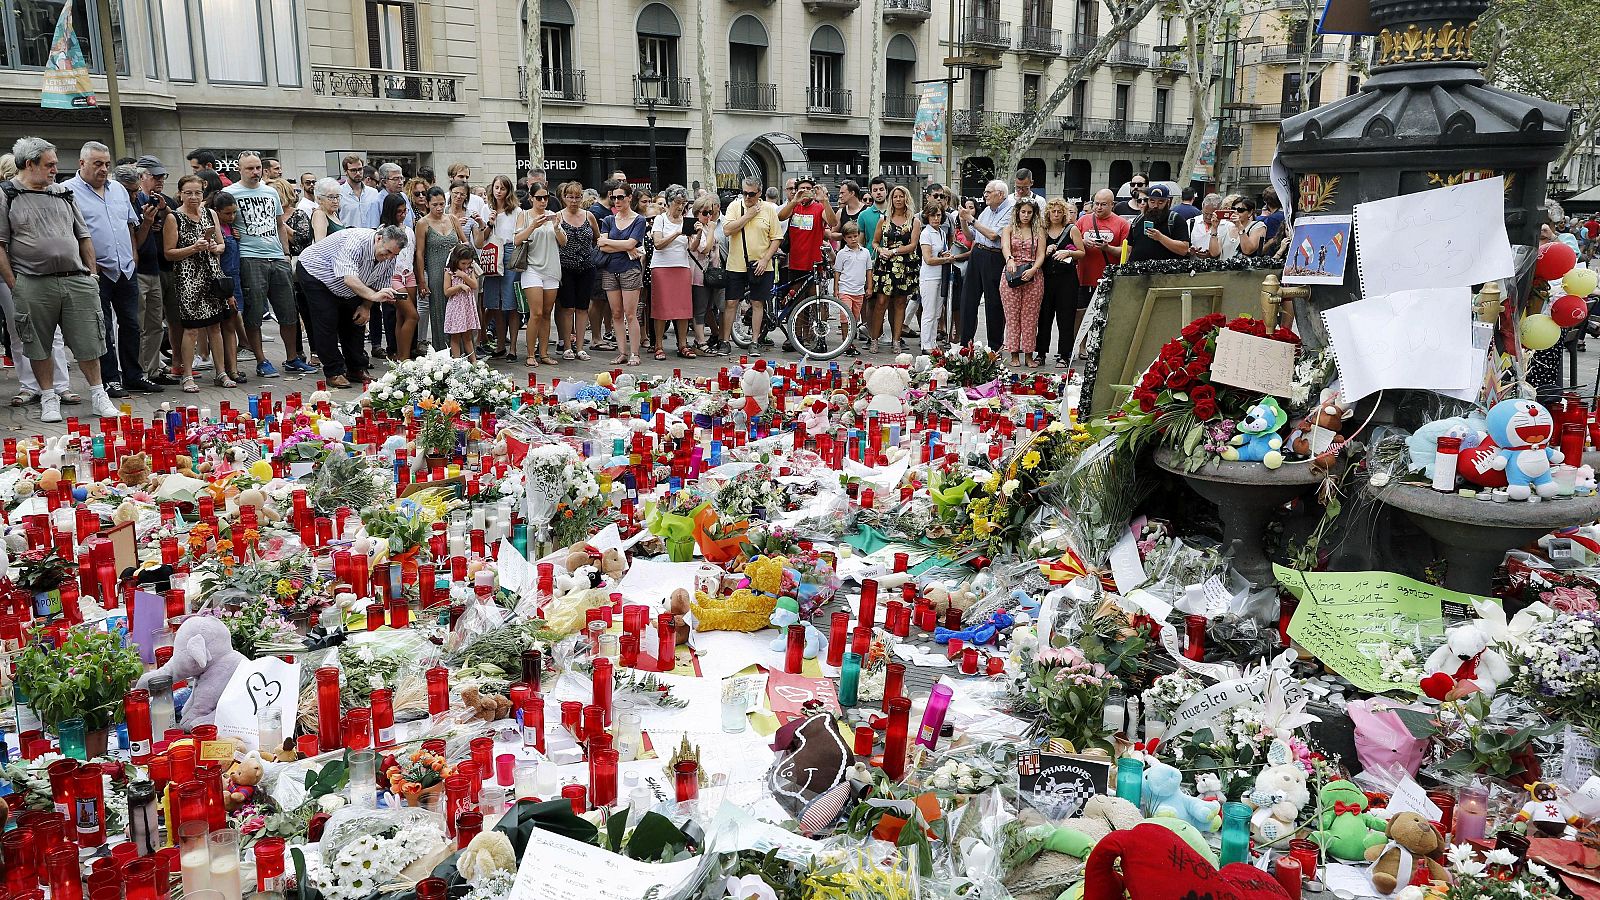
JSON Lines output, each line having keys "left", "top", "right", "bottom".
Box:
{"left": 133, "top": 155, "right": 180, "bottom": 385}
{"left": 1126, "top": 185, "right": 1191, "bottom": 263}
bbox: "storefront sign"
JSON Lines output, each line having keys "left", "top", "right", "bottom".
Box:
{"left": 194, "top": 149, "right": 282, "bottom": 176}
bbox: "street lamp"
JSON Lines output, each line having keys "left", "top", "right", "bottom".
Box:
{"left": 639, "top": 61, "right": 663, "bottom": 192}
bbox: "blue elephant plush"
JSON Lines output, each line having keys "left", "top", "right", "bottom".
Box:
{"left": 1484, "top": 398, "right": 1564, "bottom": 500}
{"left": 1221, "top": 397, "right": 1288, "bottom": 469}
{"left": 1143, "top": 759, "right": 1222, "bottom": 832}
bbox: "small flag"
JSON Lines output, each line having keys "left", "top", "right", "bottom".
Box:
{"left": 1330, "top": 231, "right": 1345, "bottom": 256}
{"left": 1299, "top": 237, "right": 1314, "bottom": 265}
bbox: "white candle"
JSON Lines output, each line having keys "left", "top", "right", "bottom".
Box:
{"left": 209, "top": 855, "right": 242, "bottom": 900}
{"left": 180, "top": 847, "right": 212, "bottom": 894}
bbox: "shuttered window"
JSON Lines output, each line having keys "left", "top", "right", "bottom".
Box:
{"left": 366, "top": 0, "right": 417, "bottom": 71}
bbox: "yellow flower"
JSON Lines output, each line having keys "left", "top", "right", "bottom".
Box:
{"left": 973, "top": 517, "right": 995, "bottom": 535}
{"left": 1021, "top": 450, "right": 1041, "bottom": 470}
{"left": 985, "top": 472, "right": 1002, "bottom": 491}
{"left": 275, "top": 578, "right": 294, "bottom": 596}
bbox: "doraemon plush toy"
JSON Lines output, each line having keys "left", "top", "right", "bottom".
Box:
{"left": 1483, "top": 398, "right": 1564, "bottom": 500}
{"left": 1220, "top": 397, "right": 1289, "bottom": 469}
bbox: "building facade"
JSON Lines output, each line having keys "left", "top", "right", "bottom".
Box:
{"left": 0, "top": 0, "right": 1320, "bottom": 198}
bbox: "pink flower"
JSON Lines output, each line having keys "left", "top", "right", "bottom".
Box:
{"left": 1542, "top": 586, "right": 1598, "bottom": 613}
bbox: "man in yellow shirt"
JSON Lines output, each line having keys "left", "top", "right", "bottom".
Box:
{"left": 722, "top": 176, "right": 781, "bottom": 349}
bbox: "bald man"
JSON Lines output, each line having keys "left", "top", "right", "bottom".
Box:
{"left": 1074, "top": 189, "right": 1130, "bottom": 310}
{"left": 958, "top": 179, "right": 1013, "bottom": 345}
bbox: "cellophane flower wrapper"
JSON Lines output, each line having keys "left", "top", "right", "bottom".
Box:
{"left": 909, "top": 741, "right": 1020, "bottom": 802}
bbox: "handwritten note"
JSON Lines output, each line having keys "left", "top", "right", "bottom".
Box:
{"left": 1320, "top": 287, "right": 1475, "bottom": 402}
{"left": 507, "top": 820, "right": 707, "bottom": 900}
{"left": 1276, "top": 565, "right": 1464, "bottom": 694}
{"left": 1353, "top": 176, "right": 1515, "bottom": 298}
{"left": 1210, "top": 327, "right": 1296, "bottom": 397}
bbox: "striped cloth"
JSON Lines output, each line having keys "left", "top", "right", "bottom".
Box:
{"left": 296, "top": 227, "right": 398, "bottom": 298}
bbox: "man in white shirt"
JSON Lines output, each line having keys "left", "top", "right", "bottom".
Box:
{"left": 295, "top": 172, "right": 317, "bottom": 215}
{"left": 957, "top": 179, "right": 1012, "bottom": 345}
{"left": 1010, "top": 168, "right": 1044, "bottom": 216}
{"left": 337, "top": 153, "right": 381, "bottom": 230}
{"left": 447, "top": 162, "right": 489, "bottom": 220}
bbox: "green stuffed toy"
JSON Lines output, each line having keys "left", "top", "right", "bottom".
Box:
{"left": 1310, "top": 780, "right": 1388, "bottom": 860}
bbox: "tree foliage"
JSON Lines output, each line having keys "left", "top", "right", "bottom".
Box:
{"left": 1478, "top": 0, "right": 1600, "bottom": 171}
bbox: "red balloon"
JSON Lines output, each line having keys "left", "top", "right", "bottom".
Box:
{"left": 1535, "top": 241, "right": 1578, "bottom": 281}
{"left": 1552, "top": 293, "right": 1589, "bottom": 328}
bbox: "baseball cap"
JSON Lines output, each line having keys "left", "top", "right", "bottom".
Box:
{"left": 134, "top": 155, "right": 167, "bottom": 176}
{"left": 1146, "top": 184, "right": 1171, "bottom": 199}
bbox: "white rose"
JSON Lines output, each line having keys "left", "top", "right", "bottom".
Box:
{"left": 318, "top": 794, "right": 347, "bottom": 813}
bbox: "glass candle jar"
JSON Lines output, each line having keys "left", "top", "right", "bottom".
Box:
{"left": 881, "top": 697, "right": 911, "bottom": 781}
{"left": 425, "top": 667, "right": 450, "bottom": 716}
{"left": 673, "top": 760, "right": 699, "bottom": 803}
{"left": 124, "top": 690, "right": 153, "bottom": 764}
{"left": 314, "top": 667, "right": 343, "bottom": 753}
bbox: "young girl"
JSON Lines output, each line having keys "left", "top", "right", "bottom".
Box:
{"left": 209, "top": 192, "right": 248, "bottom": 386}
{"left": 442, "top": 244, "right": 481, "bottom": 360}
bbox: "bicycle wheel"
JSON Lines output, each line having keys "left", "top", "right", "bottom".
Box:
{"left": 729, "top": 295, "right": 755, "bottom": 350}
{"left": 786, "top": 293, "right": 855, "bottom": 361}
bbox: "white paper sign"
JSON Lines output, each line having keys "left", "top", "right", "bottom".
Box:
{"left": 1210, "top": 327, "right": 1297, "bottom": 397}
{"left": 214, "top": 656, "right": 301, "bottom": 752}
{"left": 506, "top": 818, "right": 707, "bottom": 900}
{"left": 1107, "top": 529, "right": 1147, "bottom": 593}
{"left": 1320, "top": 287, "right": 1475, "bottom": 402}
{"left": 1385, "top": 773, "right": 1444, "bottom": 821}
{"left": 1353, "top": 176, "right": 1516, "bottom": 298}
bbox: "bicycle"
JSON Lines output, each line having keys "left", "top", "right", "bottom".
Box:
{"left": 728, "top": 259, "right": 856, "bottom": 361}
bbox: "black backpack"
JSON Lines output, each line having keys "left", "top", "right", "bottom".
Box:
{"left": 1, "top": 180, "right": 77, "bottom": 207}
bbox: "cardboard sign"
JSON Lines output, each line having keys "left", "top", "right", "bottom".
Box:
{"left": 213, "top": 655, "right": 301, "bottom": 752}
{"left": 1018, "top": 751, "right": 1112, "bottom": 820}
{"left": 1210, "top": 327, "right": 1297, "bottom": 397}
{"left": 764, "top": 670, "right": 841, "bottom": 727}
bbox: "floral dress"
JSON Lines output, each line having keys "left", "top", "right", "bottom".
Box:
{"left": 999, "top": 232, "right": 1045, "bottom": 353}
{"left": 873, "top": 216, "right": 917, "bottom": 298}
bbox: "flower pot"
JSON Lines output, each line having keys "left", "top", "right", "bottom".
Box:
{"left": 666, "top": 536, "right": 696, "bottom": 563}
{"left": 32, "top": 589, "right": 62, "bottom": 618}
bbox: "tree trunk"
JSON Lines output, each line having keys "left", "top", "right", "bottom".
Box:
{"left": 1177, "top": 12, "right": 1215, "bottom": 184}
{"left": 697, "top": 0, "right": 716, "bottom": 188}
{"left": 524, "top": 1, "right": 544, "bottom": 170}
{"left": 867, "top": 0, "right": 884, "bottom": 177}
{"left": 1002, "top": 0, "right": 1162, "bottom": 174}
{"left": 1552, "top": 109, "right": 1600, "bottom": 175}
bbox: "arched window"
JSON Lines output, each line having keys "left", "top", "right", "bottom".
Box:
{"left": 636, "top": 3, "right": 685, "bottom": 105}
{"left": 885, "top": 34, "right": 916, "bottom": 118}
{"left": 727, "top": 15, "right": 772, "bottom": 110}
{"left": 808, "top": 25, "right": 847, "bottom": 114}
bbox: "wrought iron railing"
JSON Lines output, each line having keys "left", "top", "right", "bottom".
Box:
{"left": 961, "top": 17, "right": 1011, "bottom": 48}
{"left": 726, "top": 80, "right": 778, "bottom": 111}
{"left": 635, "top": 75, "right": 692, "bottom": 107}
{"left": 807, "top": 86, "right": 853, "bottom": 115}
{"left": 1019, "top": 25, "right": 1062, "bottom": 53}
{"left": 310, "top": 65, "right": 461, "bottom": 103}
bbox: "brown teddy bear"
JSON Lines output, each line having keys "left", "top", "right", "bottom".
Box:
{"left": 224, "top": 751, "right": 266, "bottom": 811}
{"left": 1365, "top": 811, "right": 1449, "bottom": 894}
{"left": 460, "top": 686, "right": 513, "bottom": 722}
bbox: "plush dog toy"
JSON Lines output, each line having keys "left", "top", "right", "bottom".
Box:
{"left": 1221, "top": 397, "right": 1288, "bottom": 469}
{"left": 1143, "top": 760, "right": 1222, "bottom": 832}
{"left": 767, "top": 597, "right": 823, "bottom": 659}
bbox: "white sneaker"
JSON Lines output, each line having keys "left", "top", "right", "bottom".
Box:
{"left": 39, "top": 391, "right": 61, "bottom": 423}
{"left": 193, "top": 356, "right": 213, "bottom": 372}
{"left": 237, "top": 348, "right": 256, "bottom": 361}
{"left": 90, "top": 386, "right": 120, "bottom": 418}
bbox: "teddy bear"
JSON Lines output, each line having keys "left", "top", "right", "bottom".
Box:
{"left": 689, "top": 589, "right": 778, "bottom": 632}
{"left": 1288, "top": 389, "right": 1352, "bottom": 468}
{"left": 740, "top": 359, "right": 773, "bottom": 420}
{"left": 562, "top": 542, "right": 598, "bottom": 574}
{"left": 113, "top": 499, "right": 141, "bottom": 527}
{"left": 1514, "top": 781, "right": 1578, "bottom": 837}
{"left": 767, "top": 597, "right": 823, "bottom": 659}
{"left": 459, "top": 687, "right": 513, "bottom": 723}
{"left": 232, "top": 487, "right": 281, "bottom": 523}
{"left": 1142, "top": 759, "right": 1221, "bottom": 832}
{"left": 666, "top": 587, "right": 693, "bottom": 642}
{"left": 1577, "top": 465, "right": 1598, "bottom": 495}
{"left": 136, "top": 615, "right": 244, "bottom": 727}
{"left": 1221, "top": 397, "right": 1288, "bottom": 469}
{"left": 1311, "top": 779, "right": 1389, "bottom": 861}
{"left": 597, "top": 548, "right": 627, "bottom": 582}
{"left": 119, "top": 453, "right": 153, "bottom": 487}
{"left": 1366, "top": 811, "right": 1449, "bottom": 894}
{"left": 1195, "top": 772, "right": 1224, "bottom": 804}
{"left": 224, "top": 751, "right": 266, "bottom": 811}
{"left": 1246, "top": 740, "right": 1310, "bottom": 848}
{"left": 457, "top": 830, "right": 517, "bottom": 882}
{"left": 799, "top": 396, "right": 832, "bottom": 435}
{"left": 855, "top": 366, "right": 912, "bottom": 426}
{"left": 555, "top": 565, "right": 601, "bottom": 597}
{"left": 922, "top": 580, "right": 980, "bottom": 618}
{"left": 1424, "top": 618, "right": 1512, "bottom": 698}
{"left": 1482, "top": 398, "right": 1564, "bottom": 501}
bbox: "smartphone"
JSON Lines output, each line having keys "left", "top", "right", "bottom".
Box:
{"left": 684, "top": 218, "right": 699, "bottom": 237}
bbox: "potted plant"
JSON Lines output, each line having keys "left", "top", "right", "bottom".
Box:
{"left": 14, "top": 548, "right": 76, "bottom": 618}
{"left": 16, "top": 628, "right": 143, "bottom": 755}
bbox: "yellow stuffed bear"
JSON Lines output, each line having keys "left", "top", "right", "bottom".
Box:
{"left": 687, "top": 555, "right": 787, "bottom": 632}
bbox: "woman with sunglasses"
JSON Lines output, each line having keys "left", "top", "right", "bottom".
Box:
{"left": 1233, "top": 196, "right": 1267, "bottom": 257}
{"left": 477, "top": 175, "right": 521, "bottom": 360}
{"left": 688, "top": 196, "right": 726, "bottom": 354}
{"left": 515, "top": 185, "right": 565, "bottom": 367}
{"left": 870, "top": 185, "right": 919, "bottom": 354}
{"left": 597, "top": 182, "right": 648, "bottom": 366}
{"left": 1207, "top": 194, "right": 1245, "bottom": 261}
{"left": 554, "top": 181, "right": 601, "bottom": 360}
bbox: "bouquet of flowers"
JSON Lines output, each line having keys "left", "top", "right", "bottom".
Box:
{"left": 16, "top": 628, "right": 143, "bottom": 731}
{"left": 362, "top": 490, "right": 456, "bottom": 556}
{"left": 955, "top": 423, "right": 1083, "bottom": 555}
{"left": 1416, "top": 845, "right": 1562, "bottom": 900}
{"left": 1506, "top": 610, "right": 1600, "bottom": 735}
{"left": 199, "top": 597, "right": 304, "bottom": 658}
{"left": 1102, "top": 313, "right": 1302, "bottom": 471}
{"left": 301, "top": 818, "right": 447, "bottom": 900}
{"left": 928, "top": 344, "right": 1004, "bottom": 389}
{"left": 522, "top": 443, "right": 610, "bottom": 548}
{"left": 1014, "top": 646, "right": 1113, "bottom": 752}
{"left": 364, "top": 350, "right": 516, "bottom": 457}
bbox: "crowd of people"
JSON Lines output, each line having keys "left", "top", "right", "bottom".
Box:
{"left": 0, "top": 137, "right": 1298, "bottom": 421}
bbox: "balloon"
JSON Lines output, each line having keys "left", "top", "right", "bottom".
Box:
{"left": 1521, "top": 314, "right": 1561, "bottom": 350}
{"left": 1564, "top": 267, "right": 1599, "bottom": 298}
{"left": 248, "top": 459, "right": 275, "bottom": 482}
{"left": 1551, "top": 294, "right": 1588, "bottom": 328}
{"left": 1535, "top": 241, "right": 1578, "bottom": 281}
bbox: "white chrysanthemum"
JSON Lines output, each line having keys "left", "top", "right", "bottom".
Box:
{"left": 1484, "top": 848, "right": 1517, "bottom": 867}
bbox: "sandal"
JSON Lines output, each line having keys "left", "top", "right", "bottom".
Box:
{"left": 59, "top": 390, "right": 81, "bottom": 404}
{"left": 526, "top": 357, "right": 539, "bottom": 368}
{"left": 541, "top": 355, "right": 559, "bottom": 366}
{"left": 678, "top": 348, "right": 698, "bottom": 359}
{"left": 653, "top": 349, "right": 667, "bottom": 361}
{"left": 181, "top": 376, "right": 200, "bottom": 393}
{"left": 576, "top": 349, "right": 590, "bottom": 361}
{"left": 613, "top": 354, "right": 627, "bottom": 365}
{"left": 10, "top": 388, "right": 38, "bottom": 406}
{"left": 627, "top": 354, "right": 641, "bottom": 366}
{"left": 212, "top": 374, "right": 237, "bottom": 388}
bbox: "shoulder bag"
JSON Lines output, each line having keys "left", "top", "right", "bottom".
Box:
{"left": 204, "top": 209, "right": 235, "bottom": 301}
{"left": 691, "top": 229, "right": 726, "bottom": 289}
{"left": 508, "top": 215, "right": 536, "bottom": 271}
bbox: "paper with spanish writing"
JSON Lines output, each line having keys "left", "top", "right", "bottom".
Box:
{"left": 1319, "top": 287, "right": 1475, "bottom": 402}
{"left": 1210, "top": 327, "right": 1297, "bottom": 397}
{"left": 1353, "top": 176, "right": 1515, "bottom": 297}
{"left": 507, "top": 816, "right": 708, "bottom": 900}
{"left": 1276, "top": 565, "right": 1470, "bottom": 694}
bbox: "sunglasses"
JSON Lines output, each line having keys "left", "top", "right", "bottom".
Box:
{"left": 1132, "top": 181, "right": 1147, "bottom": 186}
{"left": 533, "top": 194, "right": 551, "bottom": 201}
{"left": 743, "top": 191, "right": 758, "bottom": 197}
{"left": 609, "top": 194, "right": 627, "bottom": 201}
{"left": 1232, "top": 207, "right": 1248, "bottom": 212}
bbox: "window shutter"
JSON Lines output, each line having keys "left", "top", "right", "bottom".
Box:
{"left": 366, "top": 1, "right": 383, "bottom": 68}
{"left": 401, "top": 2, "right": 419, "bottom": 71}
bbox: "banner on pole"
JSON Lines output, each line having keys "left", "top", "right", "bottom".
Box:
{"left": 1189, "top": 119, "right": 1220, "bottom": 183}
{"left": 41, "top": 3, "right": 96, "bottom": 110}
{"left": 912, "top": 83, "right": 946, "bottom": 165}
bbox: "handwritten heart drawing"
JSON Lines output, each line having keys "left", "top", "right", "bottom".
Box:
{"left": 246, "top": 671, "right": 282, "bottom": 715}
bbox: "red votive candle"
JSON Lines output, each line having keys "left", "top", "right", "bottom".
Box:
{"left": 425, "top": 666, "right": 450, "bottom": 715}
{"left": 785, "top": 624, "right": 805, "bottom": 674}
{"left": 592, "top": 658, "right": 614, "bottom": 727}
{"left": 827, "top": 612, "right": 849, "bottom": 667}
{"left": 858, "top": 579, "right": 879, "bottom": 629}
{"left": 882, "top": 697, "right": 911, "bottom": 781}
{"left": 314, "top": 666, "right": 343, "bottom": 752}
{"left": 673, "top": 760, "right": 699, "bottom": 802}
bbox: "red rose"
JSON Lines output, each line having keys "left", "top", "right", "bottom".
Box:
{"left": 1180, "top": 322, "right": 1207, "bottom": 342}
{"left": 1194, "top": 399, "right": 1218, "bottom": 420}
{"left": 1149, "top": 362, "right": 1170, "bottom": 380}
{"left": 1166, "top": 371, "right": 1191, "bottom": 390}
{"left": 307, "top": 812, "right": 331, "bottom": 842}
{"left": 1191, "top": 384, "right": 1216, "bottom": 403}
{"left": 1194, "top": 349, "right": 1214, "bottom": 367}
{"left": 1272, "top": 326, "right": 1301, "bottom": 344}
{"left": 1138, "top": 395, "right": 1157, "bottom": 413}
{"left": 1185, "top": 361, "right": 1208, "bottom": 379}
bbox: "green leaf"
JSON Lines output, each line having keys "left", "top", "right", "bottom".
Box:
{"left": 1393, "top": 708, "right": 1440, "bottom": 739}
{"left": 626, "top": 811, "right": 689, "bottom": 862}
{"left": 606, "top": 805, "right": 629, "bottom": 852}
{"left": 1438, "top": 749, "right": 1479, "bottom": 772}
